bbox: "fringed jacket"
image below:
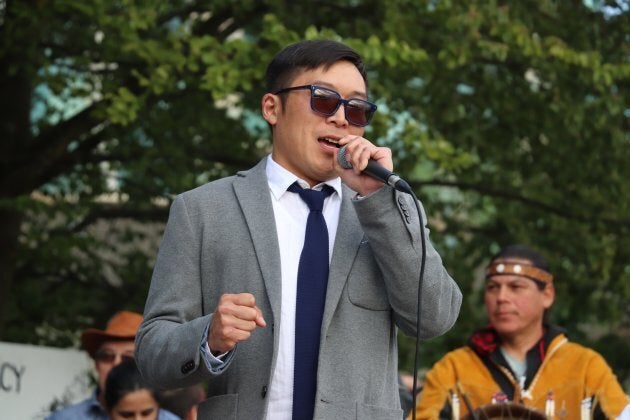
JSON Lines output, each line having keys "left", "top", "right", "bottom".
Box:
{"left": 411, "top": 325, "right": 629, "bottom": 419}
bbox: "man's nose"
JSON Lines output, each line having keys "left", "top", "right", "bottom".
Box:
{"left": 496, "top": 285, "right": 510, "bottom": 300}
{"left": 327, "top": 103, "right": 349, "bottom": 127}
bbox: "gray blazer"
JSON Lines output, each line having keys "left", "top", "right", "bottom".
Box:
{"left": 136, "top": 158, "right": 461, "bottom": 419}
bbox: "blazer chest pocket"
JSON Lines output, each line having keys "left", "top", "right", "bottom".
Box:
{"left": 347, "top": 244, "right": 390, "bottom": 311}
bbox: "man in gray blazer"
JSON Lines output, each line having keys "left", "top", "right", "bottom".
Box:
{"left": 136, "top": 39, "right": 462, "bottom": 419}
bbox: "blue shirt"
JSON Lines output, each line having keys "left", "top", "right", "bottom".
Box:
{"left": 45, "top": 391, "right": 180, "bottom": 420}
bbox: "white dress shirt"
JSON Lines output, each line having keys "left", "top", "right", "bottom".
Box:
{"left": 264, "top": 155, "right": 341, "bottom": 420}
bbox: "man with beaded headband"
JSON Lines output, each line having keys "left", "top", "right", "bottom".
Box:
{"left": 411, "top": 244, "right": 629, "bottom": 420}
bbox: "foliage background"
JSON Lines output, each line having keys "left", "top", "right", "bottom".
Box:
{"left": 1, "top": 0, "right": 628, "bottom": 389}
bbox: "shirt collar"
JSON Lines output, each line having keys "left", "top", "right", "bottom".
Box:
{"left": 88, "top": 390, "right": 106, "bottom": 414}
{"left": 266, "top": 155, "right": 342, "bottom": 200}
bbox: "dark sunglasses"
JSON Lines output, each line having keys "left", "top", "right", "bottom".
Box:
{"left": 273, "top": 84, "right": 377, "bottom": 127}
{"left": 94, "top": 349, "right": 135, "bottom": 364}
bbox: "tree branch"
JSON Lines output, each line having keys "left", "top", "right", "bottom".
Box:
{"left": 65, "top": 204, "right": 170, "bottom": 234}
{"left": 412, "top": 178, "right": 630, "bottom": 227}
{"left": 1, "top": 104, "right": 104, "bottom": 196}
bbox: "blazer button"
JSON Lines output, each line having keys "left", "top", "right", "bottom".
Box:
{"left": 261, "top": 385, "right": 268, "bottom": 398}
{"left": 180, "top": 360, "right": 195, "bottom": 374}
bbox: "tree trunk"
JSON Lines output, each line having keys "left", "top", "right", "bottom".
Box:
{"left": 0, "top": 209, "right": 22, "bottom": 338}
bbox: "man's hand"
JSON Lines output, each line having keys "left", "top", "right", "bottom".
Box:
{"left": 335, "top": 135, "right": 394, "bottom": 196}
{"left": 208, "top": 293, "right": 266, "bottom": 354}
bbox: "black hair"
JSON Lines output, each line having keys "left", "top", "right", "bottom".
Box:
{"left": 490, "top": 244, "right": 551, "bottom": 290}
{"left": 491, "top": 244, "right": 550, "bottom": 271}
{"left": 104, "top": 359, "right": 159, "bottom": 411}
{"left": 265, "top": 39, "right": 368, "bottom": 94}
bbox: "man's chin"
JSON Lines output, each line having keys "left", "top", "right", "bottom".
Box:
{"left": 492, "top": 322, "right": 518, "bottom": 337}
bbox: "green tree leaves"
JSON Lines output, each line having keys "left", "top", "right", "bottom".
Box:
{"left": 1, "top": 0, "right": 628, "bottom": 387}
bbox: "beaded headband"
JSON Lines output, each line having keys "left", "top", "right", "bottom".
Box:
{"left": 485, "top": 261, "right": 553, "bottom": 284}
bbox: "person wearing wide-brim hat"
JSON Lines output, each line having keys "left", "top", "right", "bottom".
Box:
{"left": 46, "top": 311, "right": 179, "bottom": 420}
{"left": 80, "top": 310, "right": 143, "bottom": 359}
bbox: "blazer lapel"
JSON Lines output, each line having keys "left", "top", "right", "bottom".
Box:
{"left": 232, "top": 159, "right": 282, "bottom": 325}
{"left": 321, "top": 184, "right": 364, "bottom": 332}
{"left": 232, "top": 167, "right": 362, "bottom": 345}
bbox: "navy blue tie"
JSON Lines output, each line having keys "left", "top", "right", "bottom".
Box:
{"left": 288, "top": 182, "right": 334, "bottom": 420}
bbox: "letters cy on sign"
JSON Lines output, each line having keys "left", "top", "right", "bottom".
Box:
{"left": 1, "top": 362, "right": 25, "bottom": 393}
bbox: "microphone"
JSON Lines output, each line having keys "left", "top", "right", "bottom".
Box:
{"left": 337, "top": 145, "right": 413, "bottom": 194}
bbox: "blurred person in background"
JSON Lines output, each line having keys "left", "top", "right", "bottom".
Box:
{"left": 46, "top": 310, "right": 178, "bottom": 420}
{"left": 410, "top": 244, "right": 629, "bottom": 419}
{"left": 105, "top": 359, "right": 163, "bottom": 420}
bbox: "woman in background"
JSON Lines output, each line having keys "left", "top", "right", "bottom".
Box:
{"left": 105, "top": 359, "right": 172, "bottom": 420}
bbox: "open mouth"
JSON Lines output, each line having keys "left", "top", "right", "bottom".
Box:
{"left": 319, "top": 137, "right": 341, "bottom": 148}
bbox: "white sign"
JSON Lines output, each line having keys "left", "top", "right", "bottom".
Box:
{"left": 0, "top": 341, "right": 94, "bottom": 420}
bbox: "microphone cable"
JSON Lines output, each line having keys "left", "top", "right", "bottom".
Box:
{"left": 404, "top": 188, "right": 426, "bottom": 420}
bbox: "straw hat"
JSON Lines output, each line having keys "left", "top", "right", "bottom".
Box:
{"left": 81, "top": 310, "right": 143, "bottom": 358}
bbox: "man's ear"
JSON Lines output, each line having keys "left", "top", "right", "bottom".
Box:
{"left": 542, "top": 283, "right": 555, "bottom": 309}
{"left": 261, "top": 93, "right": 280, "bottom": 125}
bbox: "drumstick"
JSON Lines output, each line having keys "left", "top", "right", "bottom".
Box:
{"left": 456, "top": 382, "right": 480, "bottom": 420}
